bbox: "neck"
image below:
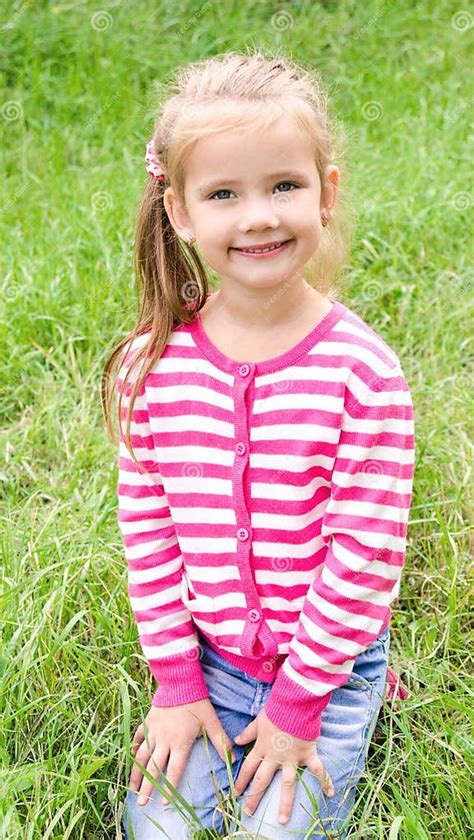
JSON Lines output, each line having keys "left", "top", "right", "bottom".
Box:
{"left": 212, "top": 278, "right": 322, "bottom": 332}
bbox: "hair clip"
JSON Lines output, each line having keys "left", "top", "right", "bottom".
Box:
{"left": 145, "top": 140, "right": 165, "bottom": 181}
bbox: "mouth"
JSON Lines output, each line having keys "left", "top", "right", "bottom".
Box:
{"left": 230, "top": 239, "right": 293, "bottom": 257}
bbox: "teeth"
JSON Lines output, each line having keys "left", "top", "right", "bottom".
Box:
{"left": 241, "top": 242, "right": 284, "bottom": 253}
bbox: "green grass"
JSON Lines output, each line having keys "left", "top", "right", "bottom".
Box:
{"left": 1, "top": 0, "right": 472, "bottom": 837}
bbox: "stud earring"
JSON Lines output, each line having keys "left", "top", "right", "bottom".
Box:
{"left": 186, "top": 232, "right": 196, "bottom": 247}
{"left": 321, "top": 210, "right": 330, "bottom": 227}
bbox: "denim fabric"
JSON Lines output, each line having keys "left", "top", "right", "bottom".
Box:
{"left": 122, "top": 626, "right": 389, "bottom": 839}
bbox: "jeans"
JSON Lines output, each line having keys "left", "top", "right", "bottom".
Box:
{"left": 122, "top": 625, "right": 390, "bottom": 839}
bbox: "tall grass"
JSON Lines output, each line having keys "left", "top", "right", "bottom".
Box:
{"left": 1, "top": 1, "right": 472, "bottom": 837}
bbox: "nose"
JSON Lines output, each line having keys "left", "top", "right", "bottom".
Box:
{"left": 237, "top": 196, "right": 280, "bottom": 233}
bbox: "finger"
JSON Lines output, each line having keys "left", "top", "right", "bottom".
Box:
{"left": 137, "top": 749, "right": 169, "bottom": 805}
{"left": 130, "top": 723, "right": 144, "bottom": 755}
{"left": 133, "top": 720, "right": 154, "bottom": 758}
{"left": 156, "top": 750, "right": 191, "bottom": 806}
{"left": 277, "top": 765, "right": 297, "bottom": 825}
{"left": 129, "top": 741, "right": 156, "bottom": 790}
{"left": 234, "top": 719, "right": 258, "bottom": 745}
{"left": 201, "top": 705, "right": 237, "bottom": 764}
{"left": 309, "top": 757, "right": 334, "bottom": 797}
{"left": 242, "top": 764, "right": 277, "bottom": 817}
{"left": 208, "top": 725, "right": 236, "bottom": 764}
{"left": 234, "top": 750, "right": 262, "bottom": 796}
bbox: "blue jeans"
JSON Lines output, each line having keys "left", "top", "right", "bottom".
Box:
{"left": 123, "top": 626, "right": 389, "bottom": 839}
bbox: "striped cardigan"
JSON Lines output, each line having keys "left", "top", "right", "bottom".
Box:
{"left": 116, "top": 295, "right": 415, "bottom": 740}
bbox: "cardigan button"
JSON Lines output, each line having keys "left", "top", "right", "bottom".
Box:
{"left": 248, "top": 608, "right": 261, "bottom": 622}
{"left": 235, "top": 442, "right": 247, "bottom": 456}
{"left": 238, "top": 363, "right": 250, "bottom": 377}
{"left": 237, "top": 527, "right": 249, "bottom": 541}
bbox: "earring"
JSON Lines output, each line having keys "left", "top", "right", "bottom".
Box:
{"left": 186, "top": 232, "right": 196, "bottom": 247}
{"left": 321, "top": 210, "right": 330, "bottom": 227}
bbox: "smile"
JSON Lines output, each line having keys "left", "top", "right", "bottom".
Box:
{"left": 231, "top": 240, "right": 293, "bottom": 257}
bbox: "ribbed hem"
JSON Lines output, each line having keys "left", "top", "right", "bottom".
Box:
{"left": 202, "top": 634, "right": 286, "bottom": 682}
{"left": 263, "top": 670, "right": 333, "bottom": 740}
{"left": 150, "top": 652, "right": 210, "bottom": 707}
{"left": 189, "top": 297, "right": 346, "bottom": 376}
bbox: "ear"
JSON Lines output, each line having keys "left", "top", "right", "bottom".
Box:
{"left": 320, "top": 164, "right": 340, "bottom": 215}
{"left": 163, "top": 186, "right": 193, "bottom": 241}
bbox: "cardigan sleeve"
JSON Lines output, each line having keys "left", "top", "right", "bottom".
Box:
{"left": 263, "top": 365, "right": 416, "bottom": 740}
{"left": 116, "top": 350, "right": 210, "bottom": 708}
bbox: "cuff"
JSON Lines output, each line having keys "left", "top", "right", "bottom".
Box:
{"left": 150, "top": 649, "right": 210, "bottom": 707}
{"left": 263, "top": 668, "right": 333, "bottom": 740}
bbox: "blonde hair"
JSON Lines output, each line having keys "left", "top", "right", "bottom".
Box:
{"left": 102, "top": 47, "right": 352, "bottom": 466}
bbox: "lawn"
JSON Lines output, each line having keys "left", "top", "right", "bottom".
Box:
{"left": 1, "top": 1, "right": 472, "bottom": 838}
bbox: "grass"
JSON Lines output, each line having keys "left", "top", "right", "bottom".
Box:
{"left": 0, "top": 0, "right": 472, "bottom": 837}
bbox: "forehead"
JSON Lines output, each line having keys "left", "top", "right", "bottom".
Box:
{"left": 184, "top": 117, "right": 318, "bottom": 194}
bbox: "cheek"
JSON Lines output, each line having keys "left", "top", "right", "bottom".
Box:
{"left": 286, "top": 196, "right": 319, "bottom": 233}
{"left": 299, "top": 216, "right": 321, "bottom": 249}
{"left": 197, "top": 211, "right": 229, "bottom": 240}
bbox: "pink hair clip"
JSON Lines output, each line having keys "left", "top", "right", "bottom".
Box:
{"left": 145, "top": 139, "right": 165, "bottom": 181}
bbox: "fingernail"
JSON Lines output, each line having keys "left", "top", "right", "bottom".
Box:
{"left": 243, "top": 807, "right": 252, "bottom": 817}
{"left": 137, "top": 795, "right": 146, "bottom": 806}
{"left": 279, "top": 814, "right": 288, "bottom": 824}
{"left": 161, "top": 797, "right": 168, "bottom": 806}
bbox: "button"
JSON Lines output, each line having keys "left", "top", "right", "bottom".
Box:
{"left": 248, "top": 608, "right": 261, "bottom": 622}
{"left": 237, "top": 527, "right": 249, "bottom": 541}
{"left": 235, "top": 442, "right": 247, "bottom": 456}
{"left": 238, "top": 363, "right": 250, "bottom": 377}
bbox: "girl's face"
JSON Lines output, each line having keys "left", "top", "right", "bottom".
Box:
{"left": 164, "top": 116, "right": 339, "bottom": 294}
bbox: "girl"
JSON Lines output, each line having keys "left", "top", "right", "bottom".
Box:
{"left": 102, "top": 50, "right": 415, "bottom": 839}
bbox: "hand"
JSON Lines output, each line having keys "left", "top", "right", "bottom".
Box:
{"left": 233, "top": 708, "right": 334, "bottom": 826}
{"left": 129, "top": 698, "right": 236, "bottom": 807}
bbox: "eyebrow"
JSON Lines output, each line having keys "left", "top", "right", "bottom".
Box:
{"left": 195, "top": 170, "right": 310, "bottom": 197}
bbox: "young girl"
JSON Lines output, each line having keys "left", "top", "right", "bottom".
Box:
{"left": 103, "top": 50, "right": 415, "bottom": 839}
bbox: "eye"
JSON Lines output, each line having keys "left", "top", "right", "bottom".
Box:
{"left": 274, "top": 182, "right": 299, "bottom": 193}
{"left": 209, "top": 189, "right": 234, "bottom": 200}
{"left": 208, "top": 182, "right": 300, "bottom": 200}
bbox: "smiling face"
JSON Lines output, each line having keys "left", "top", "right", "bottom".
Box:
{"left": 164, "top": 114, "right": 339, "bottom": 295}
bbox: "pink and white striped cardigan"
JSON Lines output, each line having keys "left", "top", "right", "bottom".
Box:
{"left": 116, "top": 294, "right": 415, "bottom": 740}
